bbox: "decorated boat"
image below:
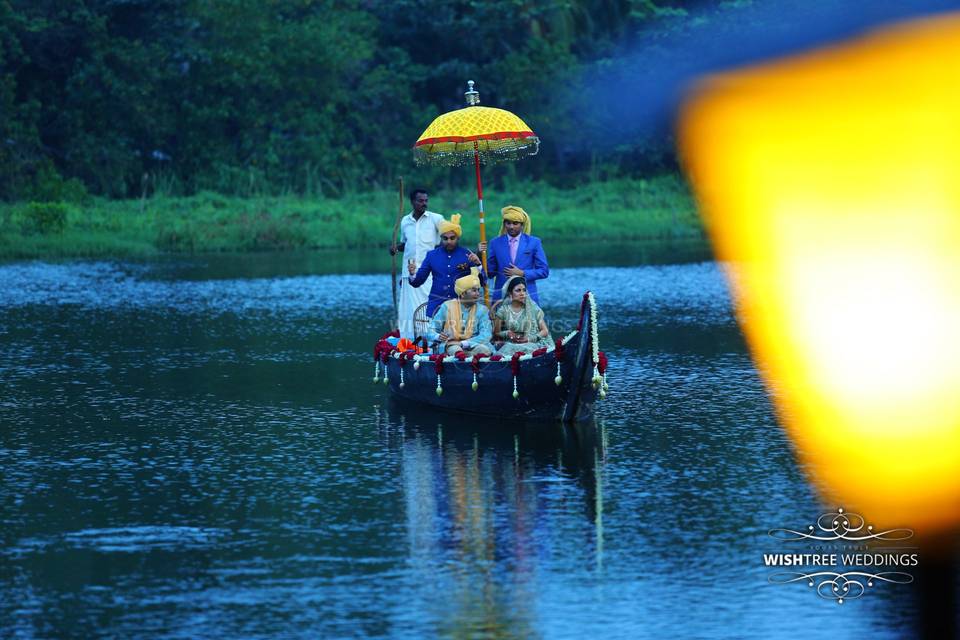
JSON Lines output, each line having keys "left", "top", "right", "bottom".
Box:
{"left": 373, "top": 292, "right": 609, "bottom": 422}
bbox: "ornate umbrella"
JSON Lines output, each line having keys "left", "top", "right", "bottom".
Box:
{"left": 413, "top": 81, "right": 540, "bottom": 303}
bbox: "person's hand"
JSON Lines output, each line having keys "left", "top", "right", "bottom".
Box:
{"left": 407, "top": 259, "right": 416, "bottom": 276}
{"left": 438, "top": 331, "right": 450, "bottom": 341}
{"left": 505, "top": 263, "right": 524, "bottom": 277}
{"left": 477, "top": 241, "right": 487, "bottom": 253}
{"left": 460, "top": 340, "right": 472, "bottom": 350}
{"left": 390, "top": 242, "right": 405, "bottom": 256}
{"left": 538, "top": 327, "right": 549, "bottom": 337}
{"left": 467, "top": 251, "right": 481, "bottom": 266}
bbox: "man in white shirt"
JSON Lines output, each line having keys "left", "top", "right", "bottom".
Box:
{"left": 390, "top": 188, "right": 444, "bottom": 339}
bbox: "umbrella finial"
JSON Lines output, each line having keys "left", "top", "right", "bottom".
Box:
{"left": 465, "top": 80, "right": 480, "bottom": 106}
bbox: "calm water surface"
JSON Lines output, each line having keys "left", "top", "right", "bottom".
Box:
{"left": 0, "top": 251, "right": 920, "bottom": 638}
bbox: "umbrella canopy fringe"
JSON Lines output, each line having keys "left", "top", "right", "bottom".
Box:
{"left": 412, "top": 140, "right": 540, "bottom": 167}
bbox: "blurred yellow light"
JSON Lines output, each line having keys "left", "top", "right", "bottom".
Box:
{"left": 679, "top": 13, "right": 960, "bottom": 537}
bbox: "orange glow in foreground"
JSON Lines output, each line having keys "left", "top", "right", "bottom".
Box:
{"left": 679, "top": 13, "right": 960, "bottom": 537}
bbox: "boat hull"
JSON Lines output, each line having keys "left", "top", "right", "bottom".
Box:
{"left": 384, "top": 348, "right": 597, "bottom": 422}
{"left": 378, "top": 293, "right": 602, "bottom": 422}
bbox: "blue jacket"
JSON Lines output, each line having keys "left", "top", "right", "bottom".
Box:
{"left": 487, "top": 233, "right": 549, "bottom": 302}
{"left": 409, "top": 245, "right": 487, "bottom": 316}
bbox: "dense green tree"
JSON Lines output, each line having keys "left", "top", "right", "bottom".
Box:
{"left": 8, "top": 0, "right": 919, "bottom": 200}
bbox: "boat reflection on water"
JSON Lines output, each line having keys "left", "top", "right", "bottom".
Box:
{"left": 373, "top": 401, "right": 606, "bottom": 636}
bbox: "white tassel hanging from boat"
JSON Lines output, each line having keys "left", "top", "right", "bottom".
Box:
{"left": 471, "top": 372, "right": 478, "bottom": 391}
{"left": 554, "top": 360, "right": 562, "bottom": 386}
{"left": 373, "top": 360, "right": 380, "bottom": 383}
{"left": 383, "top": 362, "right": 389, "bottom": 385}
{"left": 512, "top": 376, "right": 519, "bottom": 399}
{"left": 399, "top": 364, "right": 405, "bottom": 389}
{"left": 592, "top": 364, "right": 601, "bottom": 389}
{"left": 436, "top": 373, "right": 443, "bottom": 396}
{"left": 413, "top": 359, "right": 420, "bottom": 370}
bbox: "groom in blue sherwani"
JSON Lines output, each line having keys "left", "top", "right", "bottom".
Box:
{"left": 478, "top": 205, "right": 549, "bottom": 303}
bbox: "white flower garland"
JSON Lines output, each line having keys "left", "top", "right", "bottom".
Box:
{"left": 589, "top": 292, "right": 601, "bottom": 389}
{"left": 587, "top": 292, "right": 608, "bottom": 398}
{"left": 589, "top": 292, "right": 600, "bottom": 365}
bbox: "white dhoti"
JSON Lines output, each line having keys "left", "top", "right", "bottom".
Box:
{"left": 398, "top": 274, "right": 432, "bottom": 340}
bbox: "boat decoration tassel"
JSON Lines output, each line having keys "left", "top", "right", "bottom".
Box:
{"left": 471, "top": 354, "right": 482, "bottom": 391}
{"left": 397, "top": 351, "right": 412, "bottom": 389}
{"left": 430, "top": 354, "right": 445, "bottom": 396}
{"left": 597, "top": 350, "right": 609, "bottom": 397}
{"left": 511, "top": 352, "right": 523, "bottom": 399}
{"left": 553, "top": 338, "right": 564, "bottom": 385}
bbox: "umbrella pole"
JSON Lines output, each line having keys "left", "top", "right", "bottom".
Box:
{"left": 473, "top": 141, "right": 489, "bottom": 306}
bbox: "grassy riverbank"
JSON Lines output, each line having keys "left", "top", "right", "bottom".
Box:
{"left": 0, "top": 175, "right": 703, "bottom": 259}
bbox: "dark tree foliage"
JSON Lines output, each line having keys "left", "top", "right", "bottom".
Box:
{"left": 4, "top": 0, "right": 939, "bottom": 199}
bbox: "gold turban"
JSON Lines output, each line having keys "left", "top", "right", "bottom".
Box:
{"left": 454, "top": 267, "right": 481, "bottom": 296}
{"left": 438, "top": 213, "right": 462, "bottom": 238}
{"left": 500, "top": 205, "right": 532, "bottom": 235}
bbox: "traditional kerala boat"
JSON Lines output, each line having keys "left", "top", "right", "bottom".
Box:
{"left": 376, "top": 81, "right": 608, "bottom": 420}
{"left": 372, "top": 292, "right": 609, "bottom": 422}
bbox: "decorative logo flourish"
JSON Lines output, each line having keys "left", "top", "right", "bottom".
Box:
{"left": 768, "top": 571, "right": 913, "bottom": 605}
{"left": 765, "top": 507, "right": 918, "bottom": 604}
{"left": 768, "top": 507, "right": 913, "bottom": 542}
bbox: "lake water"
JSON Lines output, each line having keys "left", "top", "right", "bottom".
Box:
{"left": 0, "top": 249, "right": 924, "bottom": 638}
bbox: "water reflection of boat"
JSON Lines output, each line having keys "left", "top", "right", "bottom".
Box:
{"left": 373, "top": 406, "right": 606, "bottom": 635}
{"left": 373, "top": 292, "right": 609, "bottom": 422}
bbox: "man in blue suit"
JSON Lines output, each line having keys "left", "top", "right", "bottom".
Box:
{"left": 478, "top": 205, "right": 549, "bottom": 303}
{"left": 409, "top": 214, "right": 485, "bottom": 316}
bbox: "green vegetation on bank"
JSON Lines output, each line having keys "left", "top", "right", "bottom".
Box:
{"left": 0, "top": 175, "right": 703, "bottom": 259}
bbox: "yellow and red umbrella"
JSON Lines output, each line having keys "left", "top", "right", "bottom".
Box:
{"left": 413, "top": 81, "right": 539, "bottom": 303}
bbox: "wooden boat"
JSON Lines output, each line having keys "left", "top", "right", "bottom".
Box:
{"left": 373, "top": 292, "right": 608, "bottom": 422}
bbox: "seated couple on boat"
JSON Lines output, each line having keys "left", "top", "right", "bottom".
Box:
{"left": 426, "top": 272, "right": 551, "bottom": 357}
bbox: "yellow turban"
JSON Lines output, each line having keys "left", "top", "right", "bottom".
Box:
{"left": 454, "top": 267, "right": 481, "bottom": 296}
{"left": 500, "top": 205, "right": 531, "bottom": 235}
{"left": 438, "top": 213, "right": 462, "bottom": 238}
